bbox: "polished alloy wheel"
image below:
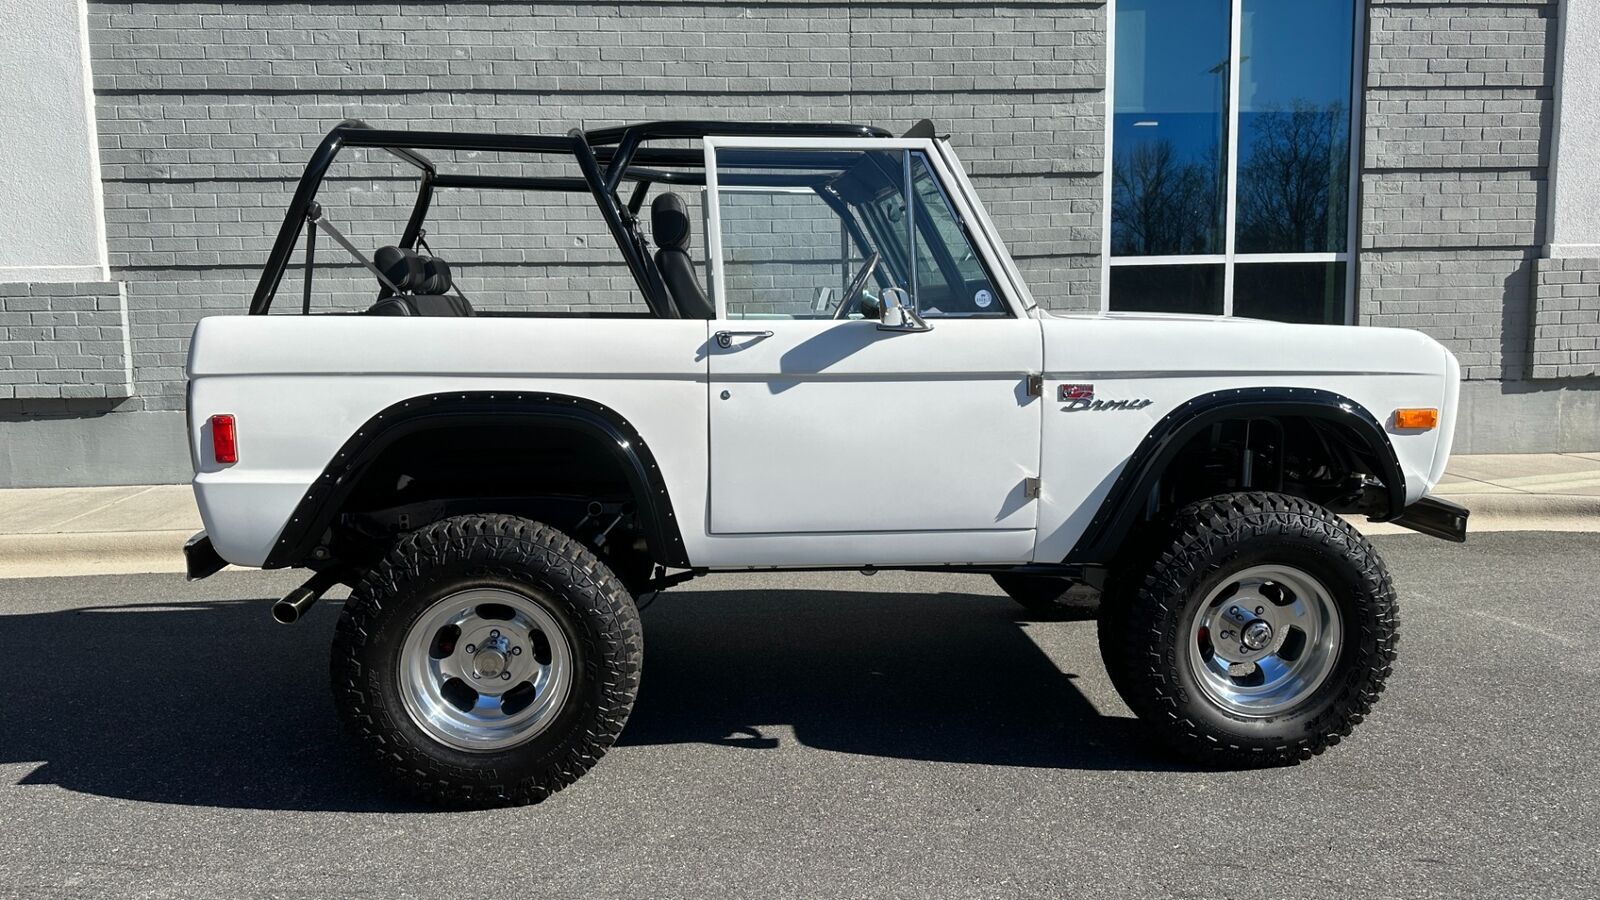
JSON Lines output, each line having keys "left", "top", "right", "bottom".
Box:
{"left": 1187, "top": 564, "right": 1342, "bottom": 717}
{"left": 399, "top": 587, "right": 574, "bottom": 751}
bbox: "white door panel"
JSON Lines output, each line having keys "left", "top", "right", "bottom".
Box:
{"left": 708, "top": 318, "right": 1042, "bottom": 535}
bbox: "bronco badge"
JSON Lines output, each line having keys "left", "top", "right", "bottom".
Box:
{"left": 1058, "top": 383, "right": 1152, "bottom": 411}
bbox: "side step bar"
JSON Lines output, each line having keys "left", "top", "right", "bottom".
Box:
{"left": 1391, "top": 495, "right": 1470, "bottom": 543}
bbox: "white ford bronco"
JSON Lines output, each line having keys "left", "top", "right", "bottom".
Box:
{"left": 184, "top": 119, "right": 1467, "bottom": 808}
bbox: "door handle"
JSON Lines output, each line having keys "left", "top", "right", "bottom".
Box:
{"left": 714, "top": 329, "right": 774, "bottom": 349}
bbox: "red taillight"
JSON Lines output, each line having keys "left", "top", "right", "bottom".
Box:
{"left": 210, "top": 414, "right": 238, "bottom": 464}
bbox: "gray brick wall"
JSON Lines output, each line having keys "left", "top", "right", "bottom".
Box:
{"left": 0, "top": 281, "right": 132, "bottom": 401}
{"left": 1363, "top": 88, "right": 1549, "bottom": 170}
{"left": 1367, "top": 5, "right": 1554, "bottom": 90}
{"left": 1359, "top": 249, "right": 1532, "bottom": 378}
{"left": 1361, "top": 170, "right": 1545, "bottom": 250}
{"left": 1358, "top": 0, "right": 1560, "bottom": 383}
{"left": 86, "top": 0, "right": 1109, "bottom": 411}
{"left": 1530, "top": 257, "right": 1600, "bottom": 378}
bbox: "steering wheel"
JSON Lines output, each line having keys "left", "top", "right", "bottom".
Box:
{"left": 832, "top": 250, "right": 882, "bottom": 320}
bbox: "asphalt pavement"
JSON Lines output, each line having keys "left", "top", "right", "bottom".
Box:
{"left": 0, "top": 532, "right": 1596, "bottom": 899}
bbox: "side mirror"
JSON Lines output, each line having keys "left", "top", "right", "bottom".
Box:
{"left": 877, "top": 287, "right": 931, "bottom": 333}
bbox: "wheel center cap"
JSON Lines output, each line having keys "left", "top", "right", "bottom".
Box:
{"left": 473, "top": 648, "right": 508, "bottom": 679}
{"left": 1242, "top": 620, "right": 1274, "bottom": 651}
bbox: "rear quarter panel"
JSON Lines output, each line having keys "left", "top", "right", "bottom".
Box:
{"left": 187, "top": 316, "right": 710, "bottom": 566}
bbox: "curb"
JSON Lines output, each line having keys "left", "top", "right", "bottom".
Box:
{"left": 1435, "top": 492, "right": 1600, "bottom": 532}
{"left": 0, "top": 531, "right": 195, "bottom": 579}
{"left": 0, "top": 494, "right": 1596, "bottom": 579}
{"left": 1351, "top": 492, "right": 1600, "bottom": 538}
{"left": 1445, "top": 492, "right": 1600, "bottom": 517}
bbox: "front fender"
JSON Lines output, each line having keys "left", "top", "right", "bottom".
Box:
{"left": 1062, "top": 387, "right": 1405, "bottom": 564}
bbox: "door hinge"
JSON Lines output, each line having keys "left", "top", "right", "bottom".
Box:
{"left": 1023, "top": 477, "right": 1041, "bottom": 500}
{"left": 1026, "top": 373, "right": 1043, "bottom": 397}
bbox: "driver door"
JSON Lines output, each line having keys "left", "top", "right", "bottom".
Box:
{"left": 702, "top": 138, "right": 1042, "bottom": 555}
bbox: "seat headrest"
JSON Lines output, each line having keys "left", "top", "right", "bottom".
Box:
{"left": 418, "top": 256, "right": 452, "bottom": 295}
{"left": 375, "top": 245, "right": 452, "bottom": 295}
{"left": 375, "top": 245, "right": 423, "bottom": 293}
{"left": 651, "top": 193, "right": 691, "bottom": 251}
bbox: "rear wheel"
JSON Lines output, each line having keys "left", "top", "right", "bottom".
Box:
{"left": 1098, "top": 492, "right": 1397, "bottom": 766}
{"left": 332, "top": 514, "right": 641, "bottom": 808}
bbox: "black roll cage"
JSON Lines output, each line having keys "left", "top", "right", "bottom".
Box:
{"left": 248, "top": 118, "right": 895, "bottom": 317}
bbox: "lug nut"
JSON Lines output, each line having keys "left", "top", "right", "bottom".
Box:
{"left": 489, "top": 630, "right": 500, "bottom": 639}
{"left": 1255, "top": 606, "right": 1265, "bottom": 615}
{"left": 511, "top": 646, "right": 522, "bottom": 656}
{"left": 501, "top": 672, "right": 512, "bottom": 681}
{"left": 465, "top": 643, "right": 476, "bottom": 654}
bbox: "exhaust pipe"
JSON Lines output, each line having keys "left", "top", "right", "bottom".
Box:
{"left": 272, "top": 570, "right": 343, "bottom": 625}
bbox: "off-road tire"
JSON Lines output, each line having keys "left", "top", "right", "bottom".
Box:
{"left": 1098, "top": 492, "right": 1398, "bottom": 767}
{"left": 331, "top": 514, "right": 642, "bottom": 808}
{"left": 992, "top": 573, "right": 1099, "bottom": 618}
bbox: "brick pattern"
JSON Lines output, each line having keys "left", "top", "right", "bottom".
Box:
{"left": 721, "top": 191, "right": 848, "bottom": 317}
{"left": 1360, "top": 170, "right": 1544, "bottom": 251}
{"left": 1359, "top": 250, "right": 1532, "bottom": 379}
{"left": 1357, "top": 0, "right": 1566, "bottom": 383}
{"left": 1363, "top": 88, "right": 1549, "bottom": 170}
{"left": 1530, "top": 257, "right": 1600, "bottom": 378}
{"left": 86, "top": 0, "right": 1109, "bottom": 408}
{"left": 0, "top": 282, "right": 132, "bottom": 401}
{"left": 1367, "top": 4, "right": 1555, "bottom": 90}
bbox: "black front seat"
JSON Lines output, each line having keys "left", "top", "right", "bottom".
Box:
{"left": 651, "top": 193, "right": 714, "bottom": 319}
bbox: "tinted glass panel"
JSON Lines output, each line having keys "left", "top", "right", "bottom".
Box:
{"left": 1110, "top": 0, "right": 1231, "bottom": 256}
{"left": 1233, "top": 262, "right": 1347, "bottom": 324}
{"left": 1235, "top": 0, "right": 1354, "bottom": 253}
{"left": 1109, "top": 264, "right": 1225, "bottom": 315}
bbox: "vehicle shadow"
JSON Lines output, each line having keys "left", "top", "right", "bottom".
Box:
{"left": 0, "top": 587, "right": 1179, "bottom": 813}
{"left": 622, "top": 588, "right": 1168, "bottom": 771}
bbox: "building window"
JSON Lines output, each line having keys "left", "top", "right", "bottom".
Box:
{"left": 1105, "top": 0, "right": 1359, "bottom": 323}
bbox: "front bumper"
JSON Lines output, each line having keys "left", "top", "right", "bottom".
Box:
{"left": 183, "top": 531, "right": 227, "bottom": 581}
{"left": 1391, "top": 496, "right": 1469, "bottom": 543}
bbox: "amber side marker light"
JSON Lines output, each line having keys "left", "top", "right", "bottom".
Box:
{"left": 1394, "top": 408, "right": 1439, "bottom": 430}
{"left": 211, "top": 414, "right": 238, "bottom": 464}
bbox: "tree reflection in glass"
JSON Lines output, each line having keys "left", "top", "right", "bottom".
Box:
{"left": 1109, "top": 0, "right": 1230, "bottom": 257}
{"left": 1235, "top": 0, "right": 1354, "bottom": 254}
{"left": 1236, "top": 102, "right": 1350, "bottom": 254}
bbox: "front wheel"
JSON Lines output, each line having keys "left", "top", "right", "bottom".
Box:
{"left": 331, "top": 514, "right": 642, "bottom": 808}
{"left": 1098, "top": 492, "right": 1398, "bottom": 766}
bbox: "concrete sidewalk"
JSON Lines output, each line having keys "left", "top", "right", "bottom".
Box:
{"left": 1, "top": 455, "right": 1598, "bottom": 578}
{"left": 0, "top": 485, "right": 200, "bottom": 578}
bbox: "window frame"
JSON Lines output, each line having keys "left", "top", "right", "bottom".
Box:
{"left": 1100, "top": 0, "right": 1365, "bottom": 324}
{"left": 702, "top": 136, "right": 1030, "bottom": 321}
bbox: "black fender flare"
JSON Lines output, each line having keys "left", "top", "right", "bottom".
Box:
{"left": 1063, "top": 387, "right": 1405, "bottom": 564}
{"left": 262, "top": 391, "right": 690, "bottom": 569}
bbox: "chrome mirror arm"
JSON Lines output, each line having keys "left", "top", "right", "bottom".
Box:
{"left": 877, "top": 286, "right": 931, "bottom": 333}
